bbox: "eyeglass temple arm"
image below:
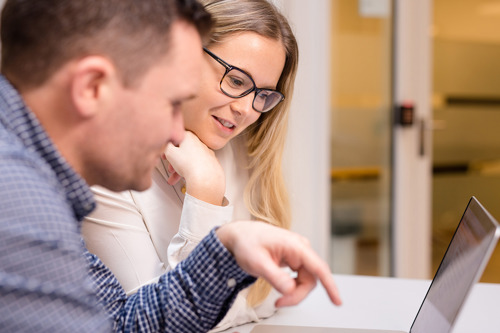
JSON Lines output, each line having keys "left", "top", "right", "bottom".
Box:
{"left": 203, "top": 47, "right": 232, "bottom": 70}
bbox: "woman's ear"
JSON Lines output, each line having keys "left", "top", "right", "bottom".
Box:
{"left": 70, "top": 56, "right": 117, "bottom": 118}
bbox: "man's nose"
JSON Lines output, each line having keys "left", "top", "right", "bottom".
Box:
{"left": 170, "top": 111, "right": 185, "bottom": 147}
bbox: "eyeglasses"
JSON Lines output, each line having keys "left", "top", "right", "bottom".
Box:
{"left": 203, "top": 48, "right": 285, "bottom": 113}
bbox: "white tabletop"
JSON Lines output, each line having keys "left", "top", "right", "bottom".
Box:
{"left": 223, "top": 274, "right": 500, "bottom": 333}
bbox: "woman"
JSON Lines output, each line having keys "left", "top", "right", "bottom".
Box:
{"left": 82, "top": 0, "right": 298, "bottom": 330}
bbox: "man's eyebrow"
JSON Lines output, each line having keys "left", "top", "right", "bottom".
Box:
{"left": 184, "top": 93, "right": 198, "bottom": 102}
{"left": 173, "top": 93, "right": 197, "bottom": 105}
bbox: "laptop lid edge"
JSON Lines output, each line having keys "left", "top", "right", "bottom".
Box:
{"left": 409, "top": 196, "right": 500, "bottom": 333}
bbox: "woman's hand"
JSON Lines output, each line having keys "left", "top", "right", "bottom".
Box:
{"left": 164, "top": 131, "right": 226, "bottom": 206}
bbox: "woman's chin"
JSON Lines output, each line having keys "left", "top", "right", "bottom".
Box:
{"left": 198, "top": 134, "right": 229, "bottom": 151}
{"left": 208, "top": 141, "right": 228, "bottom": 151}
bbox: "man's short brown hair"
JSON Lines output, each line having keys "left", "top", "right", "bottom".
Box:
{"left": 1, "top": 0, "right": 212, "bottom": 90}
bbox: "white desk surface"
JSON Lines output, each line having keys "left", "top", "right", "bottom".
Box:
{"left": 223, "top": 274, "right": 500, "bottom": 333}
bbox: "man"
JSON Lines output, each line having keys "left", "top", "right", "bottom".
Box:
{"left": 0, "top": 0, "right": 341, "bottom": 332}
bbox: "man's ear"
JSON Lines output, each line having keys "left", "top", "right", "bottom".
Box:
{"left": 70, "top": 56, "right": 117, "bottom": 118}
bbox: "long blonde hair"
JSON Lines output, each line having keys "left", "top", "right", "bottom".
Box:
{"left": 200, "top": 0, "right": 299, "bottom": 306}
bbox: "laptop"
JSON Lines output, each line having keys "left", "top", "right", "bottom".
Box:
{"left": 251, "top": 196, "right": 500, "bottom": 333}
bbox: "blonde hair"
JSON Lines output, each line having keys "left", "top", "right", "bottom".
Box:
{"left": 200, "top": 0, "right": 299, "bottom": 306}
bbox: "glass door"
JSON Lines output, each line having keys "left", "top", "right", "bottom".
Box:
{"left": 432, "top": 0, "right": 500, "bottom": 283}
{"left": 329, "top": 0, "right": 393, "bottom": 276}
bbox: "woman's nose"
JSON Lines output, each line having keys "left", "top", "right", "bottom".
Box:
{"left": 230, "top": 92, "right": 254, "bottom": 116}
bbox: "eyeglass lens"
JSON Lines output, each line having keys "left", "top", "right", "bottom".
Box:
{"left": 254, "top": 89, "right": 283, "bottom": 113}
{"left": 221, "top": 68, "right": 283, "bottom": 113}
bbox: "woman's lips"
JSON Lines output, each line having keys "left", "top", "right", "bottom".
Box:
{"left": 213, "top": 115, "right": 236, "bottom": 132}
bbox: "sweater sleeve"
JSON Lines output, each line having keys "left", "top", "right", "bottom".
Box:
{"left": 167, "top": 193, "right": 234, "bottom": 269}
{"left": 82, "top": 186, "right": 166, "bottom": 295}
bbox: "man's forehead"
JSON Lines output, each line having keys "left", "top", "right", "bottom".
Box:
{"left": 162, "top": 21, "right": 203, "bottom": 97}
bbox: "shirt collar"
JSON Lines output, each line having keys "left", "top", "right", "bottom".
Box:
{"left": 0, "top": 75, "right": 96, "bottom": 221}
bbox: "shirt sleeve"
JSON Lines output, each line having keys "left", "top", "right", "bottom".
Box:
{"left": 167, "top": 194, "right": 281, "bottom": 332}
{"left": 208, "top": 287, "right": 279, "bottom": 332}
{"left": 87, "top": 228, "right": 256, "bottom": 333}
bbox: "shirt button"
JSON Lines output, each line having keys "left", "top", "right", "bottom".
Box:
{"left": 227, "top": 278, "right": 236, "bottom": 288}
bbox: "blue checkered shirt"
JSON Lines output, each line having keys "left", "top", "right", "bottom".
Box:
{"left": 0, "top": 75, "right": 255, "bottom": 332}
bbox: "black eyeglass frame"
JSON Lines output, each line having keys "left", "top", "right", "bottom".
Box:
{"left": 203, "top": 47, "right": 285, "bottom": 113}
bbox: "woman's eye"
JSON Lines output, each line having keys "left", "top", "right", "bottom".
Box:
{"left": 256, "top": 91, "right": 270, "bottom": 101}
{"left": 227, "top": 75, "right": 245, "bottom": 88}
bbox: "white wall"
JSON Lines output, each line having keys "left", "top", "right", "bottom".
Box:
{"left": 274, "top": 0, "right": 332, "bottom": 261}
{"left": 392, "top": 0, "right": 433, "bottom": 278}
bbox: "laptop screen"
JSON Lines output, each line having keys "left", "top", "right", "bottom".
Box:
{"left": 410, "top": 197, "right": 500, "bottom": 333}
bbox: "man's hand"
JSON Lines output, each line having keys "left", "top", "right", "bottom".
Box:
{"left": 216, "top": 221, "right": 342, "bottom": 307}
{"left": 164, "top": 131, "right": 225, "bottom": 205}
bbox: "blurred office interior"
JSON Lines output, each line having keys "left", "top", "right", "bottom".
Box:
{"left": 327, "top": 0, "right": 500, "bottom": 282}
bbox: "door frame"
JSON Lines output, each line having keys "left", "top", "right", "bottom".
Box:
{"left": 391, "top": 0, "right": 433, "bottom": 278}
